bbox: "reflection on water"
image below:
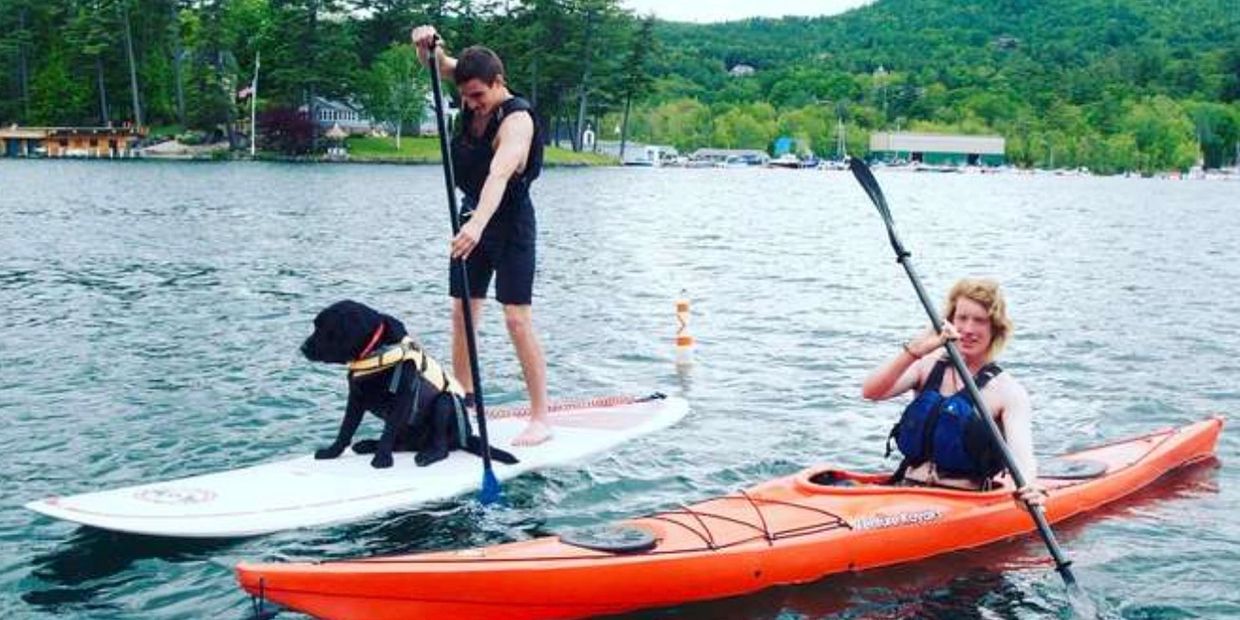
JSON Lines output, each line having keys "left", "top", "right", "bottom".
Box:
{"left": 1, "top": 160, "right": 1237, "bottom": 618}
{"left": 22, "top": 529, "right": 236, "bottom": 618}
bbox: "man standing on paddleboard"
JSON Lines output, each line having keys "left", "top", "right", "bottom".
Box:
{"left": 413, "top": 25, "right": 552, "bottom": 447}
{"left": 862, "top": 278, "right": 1046, "bottom": 505}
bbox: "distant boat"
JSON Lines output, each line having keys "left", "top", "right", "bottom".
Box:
{"left": 913, "top": 162, "right": 960, "bottom": 173}
{"left": 624, "top": 158, "right": 656, "bottom": 167}
{"left": 721, "top": 155, "right": 765, "bottom": 168}
{"left": 768, "top": 153, "right": 800, "bottom": 169}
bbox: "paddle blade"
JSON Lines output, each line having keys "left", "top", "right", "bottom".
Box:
{"left": 478, "top": 468, "right": 502, "bottom": 506}
{"left": 848, "top": 157, "right": 910, "bottom": 260}
{"left": 243, "top": 602, "right": 282, "bottom": 620}
{"left": 847, "top": 157, "right": 891, "bottom": 221}
{"left": 1065, "top": 580, "right": 1099, "bottom": 619}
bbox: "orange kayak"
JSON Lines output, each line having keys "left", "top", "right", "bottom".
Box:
{"left": 236, "top": 417, "right": 1222, "bottom": 620}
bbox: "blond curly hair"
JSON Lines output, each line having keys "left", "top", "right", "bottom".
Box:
{"left": 943, "top": 278, "right": 1013, "bottom": 361}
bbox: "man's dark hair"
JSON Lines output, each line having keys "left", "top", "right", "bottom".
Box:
{"left": 454, "top": 46, "right": 505, "bottom": 86}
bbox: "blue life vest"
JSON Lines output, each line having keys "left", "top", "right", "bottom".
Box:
{"left": 888, "top": 359, "right": 1006, "bottom": 482}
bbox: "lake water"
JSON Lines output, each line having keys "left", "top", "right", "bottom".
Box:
{"left": 2, "top": 160, "right": 1238, "bottom": 619}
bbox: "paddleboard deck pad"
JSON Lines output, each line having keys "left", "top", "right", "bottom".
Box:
{"left": 25, "top": 393, "right": 688, "bottom": 538}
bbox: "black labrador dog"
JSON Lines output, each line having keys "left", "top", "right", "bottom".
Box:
{"left": 301, "top": 299, "right": 517, "bottom": 469}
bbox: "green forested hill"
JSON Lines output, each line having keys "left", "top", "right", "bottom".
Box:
{"left": 632, "top": 0, "right": 1240, "bottom": 172}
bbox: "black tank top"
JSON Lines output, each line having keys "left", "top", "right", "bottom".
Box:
{"left": 451, "top": 95, "right": 543, "bottom": 232}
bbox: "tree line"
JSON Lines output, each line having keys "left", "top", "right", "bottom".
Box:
{"left": 0, "top": 0, "right": 654, "bottom": 154}
{"left": 2, "top": 0, "right": 1237, "bottom": 173}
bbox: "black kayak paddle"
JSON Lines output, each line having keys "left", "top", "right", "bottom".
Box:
{"left": 847, "top": 157, "right": 1095, "bottom": 611}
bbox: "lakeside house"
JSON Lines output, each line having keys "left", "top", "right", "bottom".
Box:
{"left": 303, "top": 97, "right": 375, "bottom": 135}
{"left": 305, "top": 94, "right": 457, "bottom": 138}
{"left": 0, "top": 125, "right": 145, "bottom": 158}
{"left": 869, "top": 132, "right": 1006, "bottom": 167}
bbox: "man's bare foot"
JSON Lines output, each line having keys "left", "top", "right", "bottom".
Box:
{"left": 511, "top": 420, "right": 552, "bottom": 446}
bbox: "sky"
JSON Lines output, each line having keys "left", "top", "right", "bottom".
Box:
{"left": 619, "top": 0, "right": 874, "bottom": 23}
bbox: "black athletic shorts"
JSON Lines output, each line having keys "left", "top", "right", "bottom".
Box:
{"left": 449, "top": 197, "right": 536, "bottom": 305}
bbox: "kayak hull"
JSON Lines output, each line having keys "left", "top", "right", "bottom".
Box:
{"left": 236, "top": 417, "right": 1223, "bottom": 620}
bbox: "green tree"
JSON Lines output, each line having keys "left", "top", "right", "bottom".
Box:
{"left": 359, "top": 43, "right": 426, "bottom": 148}
{"left": 65, "top": 0, "right": 116, "bottom": 125}
{"left": 30, "top": 47, "right": 91, "bottom": 124}
{"left": 640, "top": 97, "right": 711, "bottom": 151}
{"left": 777, "top": 104, "right": 829, "bottom": 155}
{"left": 1185, "top": 101, "right": 1240, "bottom": 168}
{"left": 617, "top": 14, "right": 655, "bottom": 160}
{"left": 0, "top": 0, "right": 41, "bottom": 122}
{"left": 712, "top": 103, "right": 776, "bottom": 149}
{"left": 117, "top": 0, "right": 143, "bottom": 127}
{"left": 353, "top": 0, "right": 437, "bottom": 67}
{"left": 265, "top": 0, "right": 359, "bottom": 147}
{"left": 1123, "top": 96, "right": 1199, "bottom": 173}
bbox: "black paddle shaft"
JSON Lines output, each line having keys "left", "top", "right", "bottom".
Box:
{"left": 426, "top": 38, "right": 496, "bottom": 475}
{"left": 848, "top": 157, "right": 1079, "bottom": 587}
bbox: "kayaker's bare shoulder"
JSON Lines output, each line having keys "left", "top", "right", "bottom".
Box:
{"left": 989, "top": 370, "right": 1029, "bottom": 404}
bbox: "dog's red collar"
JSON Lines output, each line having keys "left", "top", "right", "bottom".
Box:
{"left": 356, "top": 323, "right": 386, "bottom": 360}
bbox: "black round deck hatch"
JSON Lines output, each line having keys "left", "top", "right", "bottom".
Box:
{"left": 559, "top": 525, "right": 658, "bottom": 554}
{"left": 1040, "top": 458, "right": 1108, "bottom": 480}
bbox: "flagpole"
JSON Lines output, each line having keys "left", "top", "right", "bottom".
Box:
{"left": 250, "top": 51, "right": 260, "bottom": 157}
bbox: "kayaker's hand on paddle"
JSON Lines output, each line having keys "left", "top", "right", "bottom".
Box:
{"left": 1016, "top": 484, "right": 1048, "bottom": 508}
{"left": 451, "top": 220, "right": 484, "bottom": 260}
{"left": 906, "top": 323, "right": 959, "bottom": 358}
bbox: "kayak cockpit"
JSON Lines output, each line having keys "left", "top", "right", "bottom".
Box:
{"left": 795, "top": 467, "right": 1016, "bottom": 498}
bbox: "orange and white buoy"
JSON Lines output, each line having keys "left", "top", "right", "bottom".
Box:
{"left": 675, "top": 290, "right": 694, "bottom": 366}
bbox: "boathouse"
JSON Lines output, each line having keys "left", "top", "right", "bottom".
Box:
{"left": 0, "top": 125, "right": 145, "bottom": 158}
{"left": 869, "top": 132, "right": 1005, "bottom": 166}
{"left": 0, "top": 126, "right": 45, "bottom": 157}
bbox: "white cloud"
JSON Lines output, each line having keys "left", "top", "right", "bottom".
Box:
{"left": 620, "top": 0, "right": 873, "bottom": 23}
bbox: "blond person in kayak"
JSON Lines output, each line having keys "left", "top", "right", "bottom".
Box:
{"left": 862, "top": 278, "right": 1046, "bottom": 507}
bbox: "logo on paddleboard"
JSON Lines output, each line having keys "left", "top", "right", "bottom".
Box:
{"left": 852, "top": 509, "right": 942, "bottom": 531}
{"left": 134, "top": 487, "right": 217, "bottom": 505}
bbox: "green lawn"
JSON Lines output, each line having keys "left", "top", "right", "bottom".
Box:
{"left": 344, "top": 135, "right": 617, "bottom": 166}
{"left": 543, "top": 146, "right": 617, "bottom": 166}
{"left": 344, "top": 136, "right": 442, "bottom": 162}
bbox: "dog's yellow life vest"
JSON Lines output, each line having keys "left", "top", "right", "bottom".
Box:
{"left": 346, "top": 337, "right": 465, "bottom": 397}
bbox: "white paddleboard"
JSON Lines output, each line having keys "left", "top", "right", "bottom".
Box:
{"left": 25, "top": 394, "right": 688, "bottom": 538}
